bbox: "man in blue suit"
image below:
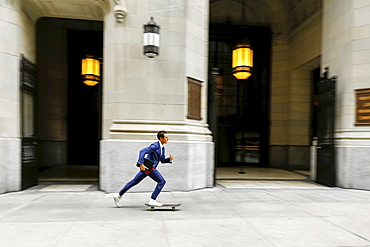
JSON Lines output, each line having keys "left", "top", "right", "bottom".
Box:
{"left": 113, "top": 130, "right": 174, "bottom": 207}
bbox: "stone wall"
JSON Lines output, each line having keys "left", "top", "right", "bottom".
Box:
{"left": 0, "top": 2, "right": 27, "bottom": 193}
{"left": 270, "top": 10, "right": 322, "bottom": 169}
{"left": 100, "top": 0, "right": 213, "bottom": 192}
{"left": 36, "top": 18, "right": 68, "bottom": 167}
{"left": 100, "top": 139, "right": 214, "bottom": 193}
{"left": 322, "top": 0, "right": 370, "bottom": 190}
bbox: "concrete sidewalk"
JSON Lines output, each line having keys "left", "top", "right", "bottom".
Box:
{"left": 1, "top": 183, "right": 370, "bottom": 247}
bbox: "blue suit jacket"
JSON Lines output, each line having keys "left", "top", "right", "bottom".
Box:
{"left": 136, "top": 141, "right": 171, "bottom": 168}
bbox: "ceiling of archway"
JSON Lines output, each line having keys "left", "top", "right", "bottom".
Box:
{"left": 21, "top": 0, "right": 110, "bottom": 22}
{"left": 210, "top": 0, "right": 322, "bottom": 38}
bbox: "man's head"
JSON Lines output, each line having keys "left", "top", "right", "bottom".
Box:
{"left": 157, "top": 130, "right": 169, "bottom": 144}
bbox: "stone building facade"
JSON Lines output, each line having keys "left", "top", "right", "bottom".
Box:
{"left": 0, "top": 0, "right": 370, "bottom": 193}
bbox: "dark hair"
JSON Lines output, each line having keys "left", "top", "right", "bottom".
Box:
{"left": 157, "top": 130, "right": 167, "bottom": 140}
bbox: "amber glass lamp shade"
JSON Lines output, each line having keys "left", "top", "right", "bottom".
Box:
{"left": 232, "top": 44, "right": 253, "bottom": 80}
{"left": 82, "top": 57, "right": 100, "bottom": 86}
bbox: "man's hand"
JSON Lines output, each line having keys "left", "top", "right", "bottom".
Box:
{"left": 169, "top": 154, "right": 174, "bottom": 161}
{"left": 139, "top": 164, "right": 148, "bottom": 171}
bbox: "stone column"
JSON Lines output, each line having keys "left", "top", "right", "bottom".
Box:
{"left": 322, "top": 0, "right": 370, "bottom": 189}
{"left": 0, "top": 1, "right": 22, "bottom": 193}
{"left": 100, "top": 0, "right": 214, "bottom": 193}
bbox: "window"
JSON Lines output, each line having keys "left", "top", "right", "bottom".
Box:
{"left": 187, "top": 77, "right": 202, "bottom": 120}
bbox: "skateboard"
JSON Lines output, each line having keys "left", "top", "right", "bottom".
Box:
{"left": 145, "top": 203, "right": 181, "bottom": 211}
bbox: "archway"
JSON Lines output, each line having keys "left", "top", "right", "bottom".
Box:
{"left": 36, "top": 17, "right": 103, "bottom": 182}
{"left": 208, "top": 0, "right": 320, "bottom": 185}
{"left": 19, "top": 0, "right": 109, "bottom": 187}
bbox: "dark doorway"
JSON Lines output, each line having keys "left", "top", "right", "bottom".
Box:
{"left": 208, "top": 24, "right": 271, "bottom": 168}
{"left": 36, "top": 18, "right": 103, "bottom": 182}
{"left": 67, "top": 29, "right": 103, "bottom": 167}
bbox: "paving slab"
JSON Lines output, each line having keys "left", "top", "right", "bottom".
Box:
{"left": 1, "top": 185, "right": 370, "bottom": 247}
{"left": 247, "top": 217, "right": 370, "bottom": 247}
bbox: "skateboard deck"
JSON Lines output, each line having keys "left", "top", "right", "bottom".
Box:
{"left": 145, "top": 203, "right": 181, "bottom": 211}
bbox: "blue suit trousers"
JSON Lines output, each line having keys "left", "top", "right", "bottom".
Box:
{"left": 119, "top": 169, "right": 166, "bottom": 200}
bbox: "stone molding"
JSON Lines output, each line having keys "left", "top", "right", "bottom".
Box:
{"left": 109, "top": 120, "right": 213, "bottom": 142}
{"left": 19, "top": 0, "right": 111, "bottom": 21}
{"left": 113, "top": 0, "right": 127, "bottom": 23}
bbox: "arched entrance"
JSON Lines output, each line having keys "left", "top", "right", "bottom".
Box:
{"left": 208, "top": 24, "right": 271, "bottom": 168}
{"left": 208, "top": 0, "right": 321, "bottom": 185}
{"left": 208, "top": 0, "right": 278, "bottom": 170}
{"left": 20, "top": 0, "right": 110, "bottom": 188}
{"left": 36, "top": 17, "right": 103, "bottom": 183}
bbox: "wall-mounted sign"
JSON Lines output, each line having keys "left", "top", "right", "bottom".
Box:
{"left": 355, "top": 88, "right": 370, "bottom": 125}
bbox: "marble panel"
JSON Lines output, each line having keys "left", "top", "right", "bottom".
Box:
{"left": 100, "top": 139, "right": 214, "bottom": 193}
{"left": 5, "top": 138, "right": 21, "bottom": 192}
{"left": 0, "top": 138, "right": 21, "bottom": 193}
{"left": 349, "top": 146, "right": 370, "bottom": 189}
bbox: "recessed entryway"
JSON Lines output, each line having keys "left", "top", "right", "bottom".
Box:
{"left": 35, "top": 18, "right": 103, "bottom": 183}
